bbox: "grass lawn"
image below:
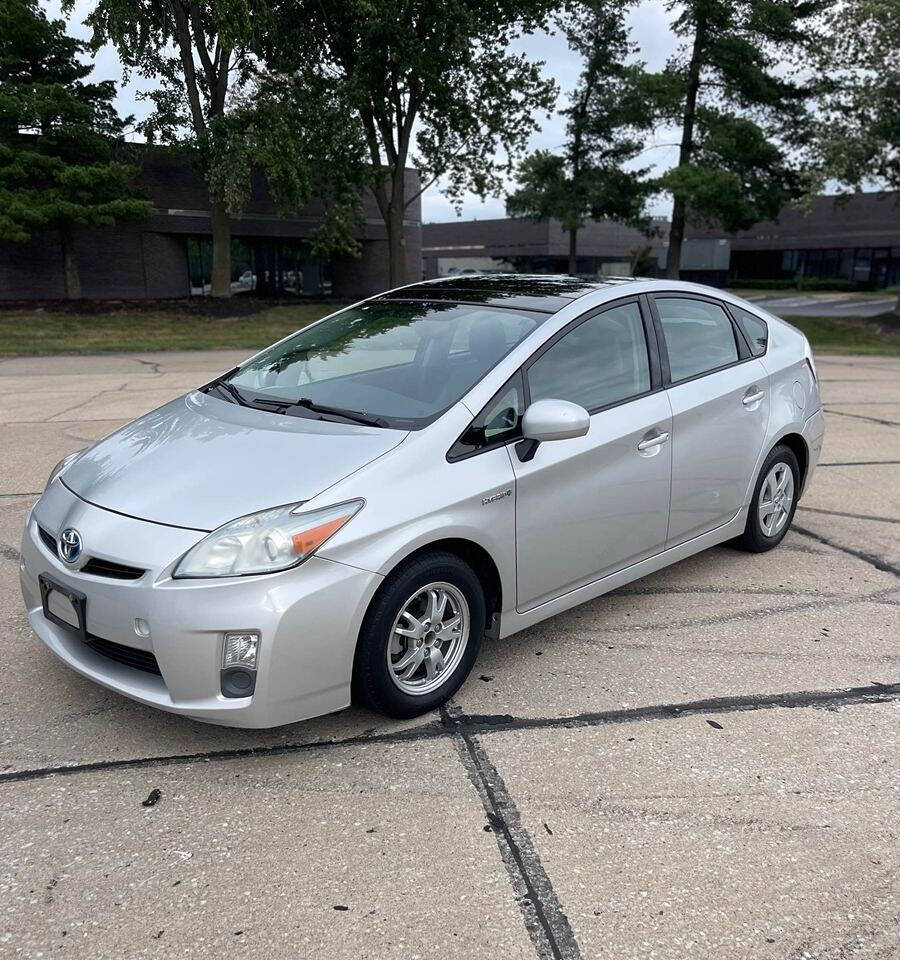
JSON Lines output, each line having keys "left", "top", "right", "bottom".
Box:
{"left": 0, "top": 303, "right": 898, "bottom": 357}
{"left": 0, "top": 303, "right": 335, "bottom": 356}
{"left": 786, "top": 315, "right": 900, "bottom": 356}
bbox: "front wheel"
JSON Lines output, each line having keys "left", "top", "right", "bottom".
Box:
{"left": 352, "top": 551, "right": 485, "bottom": 718}
{"left": 733, "top": 443, "right": 800, "bottom": 552}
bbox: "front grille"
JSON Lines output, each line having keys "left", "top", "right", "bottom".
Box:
{"left": 36, "top": 525, "right": 146, "bottom": 580}
{"left": 38, "top": 525, "right": 57, "bottom": 554}
{"left": 83, "top": 634, "right": 162, "bottom": 676}
{"left": 81, "top": 558, "right": 146, "bottom": 580}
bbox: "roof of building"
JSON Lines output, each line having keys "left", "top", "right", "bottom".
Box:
{"left": 376, "top": 273, "right": 638, "bottom": 312}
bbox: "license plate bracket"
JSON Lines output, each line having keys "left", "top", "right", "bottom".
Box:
{"left": 39, "top": 573, "right": 88, "bottom": 643}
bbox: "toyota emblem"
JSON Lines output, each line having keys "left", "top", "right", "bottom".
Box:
{"left": 58, "top": 528, "right": 83, "bottom": 564}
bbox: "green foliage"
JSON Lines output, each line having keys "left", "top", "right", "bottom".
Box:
{"left": 646, "top": 0, "right": 825, "bottom": 272}
{"left": 78, "top": 0, "right": 369, "bottom": 284}
{"left": 266, "top": 0, "right": 558, "bottom": 283}
{"left": 507, "top": 1, "right": 653, "bottom": 253}
{"left": 728, "top": 278, "right": 797, "bottom": 290}
{"left": 815, "top": 0, "right": 900, "bottom": 193}
{"left": 658, "top": 109, "right": 792, "bottom": 231}
{"left": 0, "top": 0, "right": 151, "bottom": 245}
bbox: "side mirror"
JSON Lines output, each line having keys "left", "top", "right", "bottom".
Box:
{"left": 517, "top": 399, "right": 590, "bottom": 462}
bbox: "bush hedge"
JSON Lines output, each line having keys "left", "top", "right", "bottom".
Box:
{"left": 730, "top": 277, "right": 864, "bottom": 292}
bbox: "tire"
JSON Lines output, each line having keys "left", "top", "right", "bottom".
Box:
{"left": 733, "top": 443, "right": 800, "bottom": 552}
{"left": 352, "top": 551, "right": 485, "bottom": 718}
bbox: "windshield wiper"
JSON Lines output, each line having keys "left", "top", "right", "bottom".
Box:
{"left": 250, "top": 394, "right": 389, "bottom": 428}
{"left": 207, "top": 379, "right": 253, "bottom": 407}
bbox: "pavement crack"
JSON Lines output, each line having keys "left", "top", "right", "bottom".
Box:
{"left": 0, "top": 542, "right": 20, "bottom": 562}
{"left": 824, "top": 409, "right": 900, "bottom": 427}
{"left": 589, "top": 586, "right": 897, "bottom": 633}
{"left": 796, "top": 506, "right": 900, "bottom": 525}
{"left": 817, "top": 460, "right": 900, "bottom": 468}
{"left": 450, "top": 683, "right": 900, "bottom": 737}
{"left": 131, "top": 357, "right": 162, "bottom": 375}
{"left": 48, "top": 382, "right": 129, "bottom": 422}
{"left": 442, "top": 702, "right": 583, "bottom": 960}
{"left": 794, "top": 526, "right": 900, "bottom": 578}
{"left": 1, "top": 682, "right": 897, "bottom": 787}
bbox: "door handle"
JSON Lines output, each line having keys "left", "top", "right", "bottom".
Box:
{"left": 743, "top": 389, "right": 765, "bottom": 406}
{"left": 637, "top": 429, "right": 670, "bottom": 451}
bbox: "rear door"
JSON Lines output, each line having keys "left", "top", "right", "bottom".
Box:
{"left": 648, "top": 294, "right": 770, "bottom": 546}
{"left": 511, "top": 298, "right": 673, "bottom": 610}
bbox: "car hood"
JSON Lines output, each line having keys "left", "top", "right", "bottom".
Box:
{"left": 62, "top": 392, "right": 408, "bottom": 531}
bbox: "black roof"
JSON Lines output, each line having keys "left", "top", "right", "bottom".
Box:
{"left": 376, "top": 274, "right": 637, "bottom": 313}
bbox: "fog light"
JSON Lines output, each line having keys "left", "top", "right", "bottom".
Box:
{"left": 223, "top": 632, "right": 259, "bottom": 670}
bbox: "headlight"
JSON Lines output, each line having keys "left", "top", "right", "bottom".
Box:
{"left": 173, "top": 499, "right": 364, "bottom": 578}
{"left": 45, "top": 451, "right": 82, "bottom": 491}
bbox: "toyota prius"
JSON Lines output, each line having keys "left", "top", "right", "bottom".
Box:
{"left": 19, "top": 276, "right": 823, "bottom": 726}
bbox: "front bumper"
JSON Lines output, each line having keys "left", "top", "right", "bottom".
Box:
{"left": 19, "top": 482, "right": 382, "bottom": 727}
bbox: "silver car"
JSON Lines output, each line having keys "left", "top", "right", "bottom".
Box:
{"left": 19, "top": 276, "right": 824, "bottom": 727}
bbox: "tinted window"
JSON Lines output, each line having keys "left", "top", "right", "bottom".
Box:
{"left": 526, "top": 302, "right": 651, "bottom": 411}
{"left": 449, "top": 374, "right": 524, "bottom": 459}
{"left": 656, "top": 298, "right": 739, "bottom": 381}
{"left": 732, "top": 305, "right": 768, "bottom": 356}
{"left": 228, "top": 301, "right": 545, "bottom": 428}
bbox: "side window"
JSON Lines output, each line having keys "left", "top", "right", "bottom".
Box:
{"left": 526, "top": 302, "right": 651, "bottom": 411}
{"left": 448, "top": 373, "right": 524, "bottom": 459}
{"left": 656, "top": 298, "right": 739, "bottom": 382}
{"left": 732, "top": 305, "right": 768, "bottom": 356}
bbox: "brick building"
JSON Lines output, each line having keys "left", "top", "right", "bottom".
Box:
{"left": 681, "top": 191, "right": 900, "bottom": 289}
{"left": 0, "top": 149, "right": 422, "bottom": 300}
{"left": 422, "top": 216, "right": 665, "bottom": 279}
{"left": 422, "top": 192, "right": 900, "bottom": 290}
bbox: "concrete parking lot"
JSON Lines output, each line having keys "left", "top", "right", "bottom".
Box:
{"left": 0, "top": 349, "right": 897, "bottom": 960}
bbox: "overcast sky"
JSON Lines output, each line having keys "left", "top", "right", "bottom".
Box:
{"left": 49, "top": 0, "right": 682, "bottom": 222}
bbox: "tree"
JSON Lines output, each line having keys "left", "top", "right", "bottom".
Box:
{"left": 269, "top": 0, "right": 558, "bottom": 287}
{"left": 0, "top": 0, "right": 151, "bottom": 297}
{"left": 506, "top": 1, "right": 653, "bottom": 276}
{"left": 814, "top": 0, "right": 900, "bottom": 312}
{"left": 79, "top": 0, "right": 368, "bottom": 297}
{"left": 649, "top": 0, "right": 824, "bottom": 278}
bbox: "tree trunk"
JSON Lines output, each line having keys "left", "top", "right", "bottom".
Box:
{"left": 665, "top": 18, "right": 706, "bottom": 279}
{"left": 387, "top": 201, "right": 406, "bottom": 289}
{"left": 60, "top": 224, "right": 81, "bottom": 299}
{"left": 210, "top": 201, "right": 232, "bottom": 298}
{"left": 568, "top": 228, "right": 578, "bottom": 276}
{"left": 666, "top": 195, "right": 687, "bottom": 280}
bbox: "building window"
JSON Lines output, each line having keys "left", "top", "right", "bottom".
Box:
{"left": 185, "top": 237, "right": 332, "bottom": 296}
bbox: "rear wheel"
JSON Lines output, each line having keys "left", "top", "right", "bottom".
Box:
{"left": 352, "top": 551, "right": 485, "bottom": 718}
{"left": 734, "top": 443, "right": 800, "bottom": 552}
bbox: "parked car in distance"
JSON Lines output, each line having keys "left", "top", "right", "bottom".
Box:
{"left": 20, "top": 276, "right": 823, "bottom": 727}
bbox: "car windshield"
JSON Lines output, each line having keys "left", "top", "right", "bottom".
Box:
{"left": 225, "top": 299, "right": 547, "bottom": 428}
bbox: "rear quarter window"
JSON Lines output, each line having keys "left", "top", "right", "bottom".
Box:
{"left": 731, "top": 306, "right": 769, "bottom": 356}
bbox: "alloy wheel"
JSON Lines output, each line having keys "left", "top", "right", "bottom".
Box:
{"left": 758, "top": 460, "right": 794, "bottom": 537}
{"left": 387, "top": 582, "right": 469, "bottom": 695}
